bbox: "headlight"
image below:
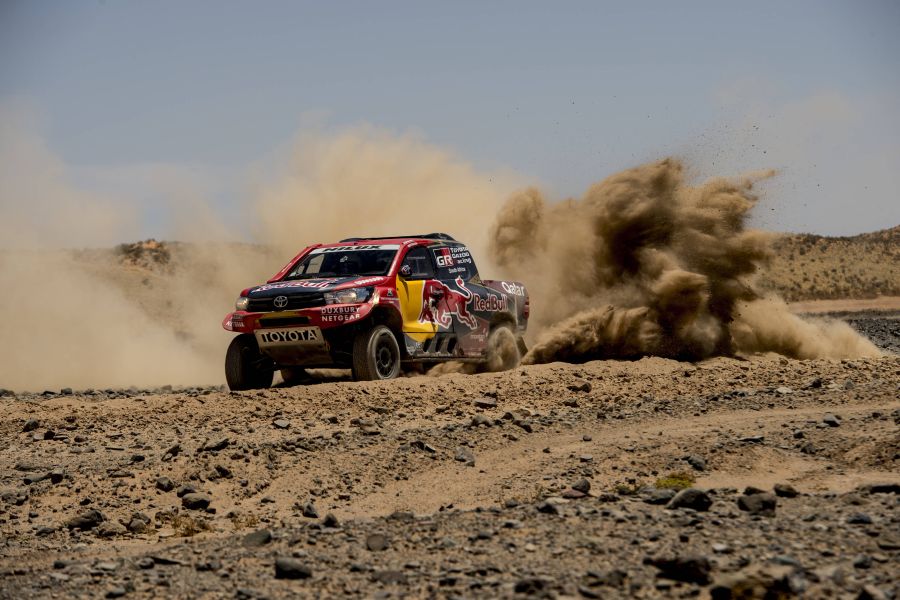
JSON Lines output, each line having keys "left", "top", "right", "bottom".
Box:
{"left": 324, "top": 287, "right": 373, "bottom": 305}
{"left": 235, "top": 296, "right": 250, "bottom": 311}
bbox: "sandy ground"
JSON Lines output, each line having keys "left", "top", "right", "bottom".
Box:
{"left": 1, "top": 348, "right": 897, "bottom": 598}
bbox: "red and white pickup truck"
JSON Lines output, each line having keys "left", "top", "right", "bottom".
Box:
{"left": 222, "top": 233, "right": 528, "bottom": 389}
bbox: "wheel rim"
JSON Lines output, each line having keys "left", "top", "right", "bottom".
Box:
{"left": 374, "top": 334, "right": 397, "bottom": 378}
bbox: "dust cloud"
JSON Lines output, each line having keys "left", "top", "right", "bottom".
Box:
{"left": 0, "top": 124, "right": 515, "bottom": 391}
{"left": 487, "top": 159, "right": 882, "bottom": 363}
{"left": 0, "top": 110, "right": 882, "bottom": 391}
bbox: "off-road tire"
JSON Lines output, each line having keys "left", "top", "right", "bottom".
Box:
{"left": 225, "top": 334, "right": 274, "bottom": 391}
{"left": 352, "top": 325, "right": 401, "bottom": 381}
{"left": 483, "top": 324, "right": 521, "bottom": 372}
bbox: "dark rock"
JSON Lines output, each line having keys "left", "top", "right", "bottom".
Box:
{"left": 514, "top": 578, "right": 548, "bottom": 594}
{"left": 148, "top": 555, "right": 186, "bottom": 566}
{"left": 196, "top": 559, "right": 221, "bottom": 572}
{"left": 106, "top": 587, "right": 128, "bottom": 598}
{"left": 96, "top": 520, "right": 127, "bottom": 538}
{"left": 667, "top": 488, "right": 712, "bottom": 511}
{"left": 301, "top": 501, "right": 319, "bottom": 519}
{"left": 561, "top": 488, "right": 587, "bottom": 499}
{"left": 108, "top": 469, "right": 134, "bottom": 478}
{"left": 24, "top": 473, "right": 48, "bottom": 485}
{"left": 23, "top": 419, "right": 39, "bottom": 432}
{"left": 243, "top": 528, "right": 272, "bottom": 547}
{"left": 581, "top": 568, "right": 627, "bottom": 589}
{"left": 322, "top": 513, "right": 339, "bottom": 528}
{"left": 155, "top": 477, "right": 175, "bottom": 492}
{"left": 710, "top": 565, "right": 798, "bottom": 600}
{"left": 876, "top": 536, "right": 900, "bottom": 551}
{"left": 644, "top": 488, "right": 677, "bottom": 505}
{"left": 274, "top": 556, "right": 312, "bottom": 580}
{"left": 371, "top": 570, "right": 406, "bottom": 584}
{"left": 136, "top": 557, "right": 155, "bottom": 569}
{"left": 43, "top": 430, "right": 56, "bottom": 440}
{"left": 454, "top": 447, "right": 476, "bottom": 466}
{"left": 387, "top": 510, "right": 415, "bottom": 522}
{"left": 175, "top": 484, "right": 196, "bottom": 497}
{"left": 181, "top": 493, "right": 211, "bottom": 510}
{"left": 514, "top": 419, "right": 533, "bottom": 433}
{"left": 474, "top": 398, "right": 497, "bottom": 409}
{"left": 127, "top": 516, "right": 150, "bottom": 534}
{"left": 860, "top": 482, "right": 900, "bottom": 495}
{"left": 738, "top": 493, "right": 777, "bottom": 516}
{"left": 49, "top": 468, "right": 65, "bottom": 484}
{"left": 366, "top": 533, "right": 389, "bottom": 551}
{"left": 773, "top": 483, "right": 799, "bottom": 498}
{"left": 572, "top": 478, "right": 591, "bottom": 494}
{"left": 857, "top": 585, "right": 888, "bottom": 600}
{"left": 66, "top": 509, "right": 104, "bottom": 530}
{"left": 846, "top": 513, "right": 872, "bottom": 525}
{"left": 2, "top": 489, "right": 28, "bottom": 506}
{"left": 647, "top": 555, "right": 711, "bottom": 584}
{"left": 822, "top": 413, "right": 841, "bottom": 427}
{"left": 685, "top": 455, "right": 707, "bottom": 471}
{"left": 568, "top": 380, "right": 592, "bottom": 393}
{"left": 470, "top": 414, "right": 491, "bottom": 428}
{"left": 201, "top": 438, "right": 229, "bottom": 452}
{"left": 536, "top": 500, "right": 561, "bottom": 515}
{"left": 739, "top": 435, "right": 765, "bottom": 444}
{"left": 853, "top": 554, "right": 873, "bottom": 569}
{"left": 410, "top": 440, "right": 436, "bottom": 453}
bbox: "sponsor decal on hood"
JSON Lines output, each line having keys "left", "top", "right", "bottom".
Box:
{"left": 250, "top": 276, "right": 388, "bottom": 297}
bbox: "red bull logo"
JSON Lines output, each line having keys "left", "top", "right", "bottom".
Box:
{"left": 419, "top": 277, "right": 477, "bottom": 330}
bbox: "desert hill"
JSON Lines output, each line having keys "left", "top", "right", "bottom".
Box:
{"left": 760, "top": 225, "right": 899, "bottom": 302}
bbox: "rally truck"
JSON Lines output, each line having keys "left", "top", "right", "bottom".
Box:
{"left": 222, "top": 233, "right": 529, "bottom": 389}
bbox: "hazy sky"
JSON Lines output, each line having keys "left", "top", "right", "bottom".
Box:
{"left": 1, "top": 1, "right": 898, "bottom": 241}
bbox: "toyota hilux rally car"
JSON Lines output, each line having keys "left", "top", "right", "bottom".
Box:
{"left": 222, "top": 233, "right": 529, "bottom": 389}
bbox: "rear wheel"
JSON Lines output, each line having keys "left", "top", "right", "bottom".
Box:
{"left": 225, "top": 334, "right": 274, "bottom": 390}
{"left": 352, "top": 325, "right": 401, "bottom": 381}
{"left": 483, "top": 324, "right": 521, "bottom": 372}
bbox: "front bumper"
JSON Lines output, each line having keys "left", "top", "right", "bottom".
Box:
{"left": 222, "top": 302, "right": 374, "bottom": 333}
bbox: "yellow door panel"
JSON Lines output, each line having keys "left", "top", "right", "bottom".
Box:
{"left": 395, "top": 275, "right": 438, "bottom": 343}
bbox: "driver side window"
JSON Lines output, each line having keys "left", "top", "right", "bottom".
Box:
{"left": 400, "top": 247, "right": 436, "bottom": 280}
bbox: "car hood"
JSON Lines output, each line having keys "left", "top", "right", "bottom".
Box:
{"left": 248, "top": 275, "right": 388, "bottom": 298}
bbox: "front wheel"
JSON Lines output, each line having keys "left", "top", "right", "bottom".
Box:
{"left": 352, "top": 325, "right": 401, "bottom": 381}
{"left": 225, "top": 334, "right": 274, "bottom": 391}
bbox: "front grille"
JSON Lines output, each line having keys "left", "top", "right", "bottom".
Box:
{"left": 248, "top": 293, "right": 325, "bottom": 312}
{"left": 259, "top": 316, "right": 310, "bottom": 328}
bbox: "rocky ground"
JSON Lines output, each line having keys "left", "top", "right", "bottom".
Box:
{"left": 1, "top": 318, "right": 898, "bottom": 599}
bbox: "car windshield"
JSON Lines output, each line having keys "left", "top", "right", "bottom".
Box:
{"left": 285, "top": 245, "right": 398, "bottom": 279}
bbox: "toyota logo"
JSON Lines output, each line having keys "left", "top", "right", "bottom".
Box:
{"left": 273, "top": 295, "right": 289, "bottom": 309}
